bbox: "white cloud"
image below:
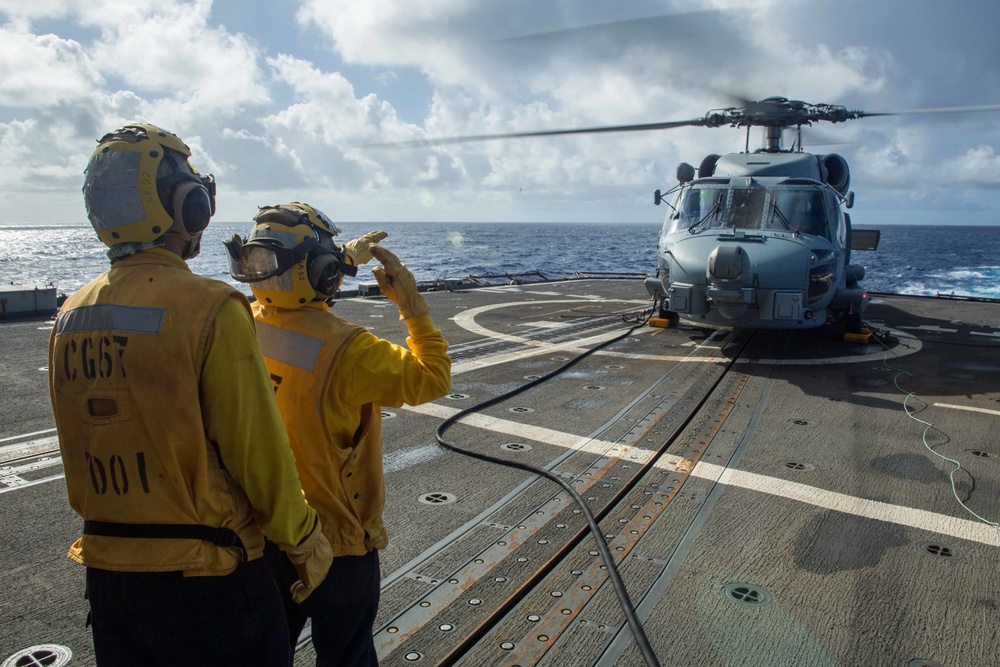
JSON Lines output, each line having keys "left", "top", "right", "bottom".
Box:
{"left": 84, "top": 1, "right": 267, "bottom": 116}
{"left": 939, "top": 145, "right": 1000, "bottom": 185}
{"left": 0, "top": 27, "right": 101, "bottom": 107}
{"left": 0, "top": 0, "right": 998, "bottom": 224}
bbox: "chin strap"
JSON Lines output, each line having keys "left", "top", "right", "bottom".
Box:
{"left": 106, "top": 238, "right": 166, "bottom": 263}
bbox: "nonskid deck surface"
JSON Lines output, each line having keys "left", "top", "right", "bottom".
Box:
{"left": 1, "top": 280, "right": 998, "bottom": 667}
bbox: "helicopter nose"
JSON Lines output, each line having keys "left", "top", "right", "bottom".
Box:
{"left": 708, "top": 245, "right": 746, "bottom": 280}
{"left": 706, "top": 244, "right": 754, "bottom": 320}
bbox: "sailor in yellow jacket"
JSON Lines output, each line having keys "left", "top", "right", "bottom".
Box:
{"left": 49, "top": 125, "right": 332, "bottom": 667}
{"left": 225, "top": 203, "right": 451, "bottom": 666}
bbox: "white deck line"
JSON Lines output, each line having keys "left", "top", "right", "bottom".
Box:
{"left": 0, "top": 429, "right": 56, "bottom": 444}
{"left": 405, "top": 402, "right": 999, "bottom": 546}
{"left": 933, "top": 402, "right": 1000, "bottom": 417}
{"left": 402, "top": 402, "right": 662, "bottom": 462}
{"left": 687, "top": 460, "right": 999, "bottom": 546}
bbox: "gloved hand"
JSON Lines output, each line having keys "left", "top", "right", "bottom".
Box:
{"left": 371, "top": 244, "right": 429, "bottom": 320}
{"left": 345, "top": 230, "right": 388, "bottom": 266}
{"left": 284, "top": 521, "right": 333, "bottom": 604}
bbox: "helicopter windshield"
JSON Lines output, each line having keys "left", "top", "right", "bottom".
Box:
{"left": 668, "top": 183, "right": 837, "bottom": 238}
{"left": 668, "top": 185, "right": 727, "bottom": 233}
{"left": 727, "top": 188, "right": 768, "bottom": 229}
{"left": 768, "top": 188, "right": 832, "bottom": 239}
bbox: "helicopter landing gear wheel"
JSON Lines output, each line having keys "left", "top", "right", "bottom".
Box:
{"left": 842, "top": 311, "right": 872, "bottom": 344}
{"left": 845, "top": 311, "right": 864, "bottom": 334}
{"left": 656, "top": 301, "right": 680, "bottom": 326}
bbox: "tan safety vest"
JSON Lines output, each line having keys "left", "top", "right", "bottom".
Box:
{"left": 50, "top": 252, "right": 265, "bottom": 574}
{"left": 252, "top": 304, "right": 388, "bottom": 556}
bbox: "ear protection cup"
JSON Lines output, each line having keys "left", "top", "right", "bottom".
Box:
{"left": 308, "top": 253, "right": 344, "bottom": 297}
{"left": 168, "top": 181, "right": 213, "bottom": 235}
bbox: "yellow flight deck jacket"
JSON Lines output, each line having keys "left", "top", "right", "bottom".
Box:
{"left": 49, "top": 249, "right": 318, "bottom": 575}
{"left": 252, "top": 301, "right": 451, "bottom": 557}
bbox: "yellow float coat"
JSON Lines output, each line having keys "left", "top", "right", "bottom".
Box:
{"left": 252, "top": 301, "right": 451, "bottom": 557}
{"left": 49, "top": 249, "right": 317, "bottom": 574}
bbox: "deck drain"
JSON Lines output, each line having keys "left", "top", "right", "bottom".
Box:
{"left": 605, "top": 364, "right": 624, "bottom": 369}
{"left": 418, "top": 492, "right": 456, "bottom": 505}
{"left": 908, "top": 660, "right": 947, "bottom": 667}
{"left": 523, "top": 375, "right": 542, "bottom": 381}
{"left": 966, "top": 449, "right": 992, "bottom": 458}
{"left": 788, "top": 419, "right": 813, "bottom": 427}
{"left": 508, "top": 406, "right": 534, "bottom": 414}
{"left": 381, "top": 410, "right": 397, "bottom": 419}
{"left": 722, "top": 583, "right": 772, "bottom": 607}
{"left": 551, "top": 356, "right": 569, "bottom": 361}
{"left": 781, "top": 461, "right": 815, "bottom": 471}
{"left": 404, "top": 651, "right": 423, "bottom": 661}
{"left": 2, "top": 645, "right": 73, "bottom": 667}
{"left": 500, "top": 642, "right": 516, "bottom": 650}
{"left": 584, "top": 385, "right": 606, "bottom": 391}
{"left": 501, "top": 442, "right": 533, "bottom": 452}
{"left": 918, "top": 542, "right": 962, "bottom": 560}
{"left": 446, "top": 393, "right": 470, "bottom": 400}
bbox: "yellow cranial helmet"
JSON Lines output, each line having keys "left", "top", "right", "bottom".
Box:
{"left": 281, "top": 201, "right": 342, "bottom": 238}
{"left": 224, "top": 203, "right": 357, "bottom": 309}
{"left": 82, "top": 123, "right": 216, "bottom": 258}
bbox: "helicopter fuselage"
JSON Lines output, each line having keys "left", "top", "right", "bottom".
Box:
{"left": 645, "top": 152, "right": 870, "bottom": 329}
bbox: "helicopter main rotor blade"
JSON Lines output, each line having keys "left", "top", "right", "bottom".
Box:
{"left": 857, "top": 103, "right": 1000, "bottom": 118}
{"left": 493, "top": 10, "right": 721, "bottom": 46}
{"left": 363, "top": 118, "right": 707, "bottom": 149}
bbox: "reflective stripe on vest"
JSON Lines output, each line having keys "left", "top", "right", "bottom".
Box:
{"left": 256, "top": 321, "right": 323, "bottom": 371}
{"left": 57, "top": 304, "right": 164, "bottom": 335}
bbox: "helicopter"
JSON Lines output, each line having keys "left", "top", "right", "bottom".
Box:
{"left": 368, "top": 95, "right": 1000, "bottom": 333}
{"left": 647, "top": 96, "right": 879, "bottom": 332}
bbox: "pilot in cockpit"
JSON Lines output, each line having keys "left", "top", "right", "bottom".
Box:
{"left": 785, "top": 193, "right": 824, "bottom": 237}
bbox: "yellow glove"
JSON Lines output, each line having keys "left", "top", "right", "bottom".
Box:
{"left": 345, "top": 230, "right": 388, "bottom": 266}
{"left": 284, "top": 521, "right": 333, "bottom": 604}
{"left": 371, "top": 244, "right": 429, "bottom": 320}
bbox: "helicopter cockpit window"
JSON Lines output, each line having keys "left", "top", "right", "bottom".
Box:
{"left": 726, "top": 188, "right": 767, "bottom": 230}
{"left": 768, "top": 189, "right": 831, "bottom": 239}
{"left": 669, "top": 186, "right": 727, "bottom": 233}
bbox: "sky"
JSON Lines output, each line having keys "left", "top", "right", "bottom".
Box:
{"left": 1, "top": 0, "right": 999, "bottom": 226}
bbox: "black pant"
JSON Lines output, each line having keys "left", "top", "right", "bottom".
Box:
{"left": 266, "top": 544, "right": 381, "bottom": 667}
{"left": 86, "top": 558, "right": 291, "bottom": 667}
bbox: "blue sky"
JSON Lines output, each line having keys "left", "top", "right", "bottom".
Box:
{"left": 1, "top": 0, "right": 999, "bottom": 226}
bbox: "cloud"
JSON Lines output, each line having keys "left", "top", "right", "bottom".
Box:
{"left": 84, "top": 1, "right": 267, "bottom": 116}
{"left": 0, "top": 26, "right": 101, "bottom": 107}
{"left": 0, "top": 0, "right": 998, "bottom": 224}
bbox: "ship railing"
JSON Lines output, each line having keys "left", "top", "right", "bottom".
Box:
{"left": 571, "top": 270, "right": 652, "bottom": 280}
{"left": 350, "top": 270, "right": 650, "bottom": 297}
{"left": 464, "top": 271, "right": 550, "bottom": 286}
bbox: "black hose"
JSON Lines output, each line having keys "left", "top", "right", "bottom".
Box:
{"left": 434, "top": 300, "right": 662, "bottom": 667}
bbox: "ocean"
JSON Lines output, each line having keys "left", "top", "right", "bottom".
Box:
{"left": 2, "top": 221, "right": 1000, "bottom": 300}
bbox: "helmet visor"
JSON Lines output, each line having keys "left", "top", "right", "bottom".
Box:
{"left": 224, "top": 235, "right": 305, "bottom": 283}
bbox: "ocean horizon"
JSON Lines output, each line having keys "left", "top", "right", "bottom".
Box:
{"left": 3, "top": 221, "right": 1000, "bottom": 300}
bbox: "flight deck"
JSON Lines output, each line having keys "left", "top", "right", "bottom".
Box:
{"left": 2, "top": 278, "right": 998, "bottom": 667}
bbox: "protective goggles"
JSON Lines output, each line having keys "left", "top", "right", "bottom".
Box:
{"left": 224, "top": 233, "right": 357, "bottom": 284}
